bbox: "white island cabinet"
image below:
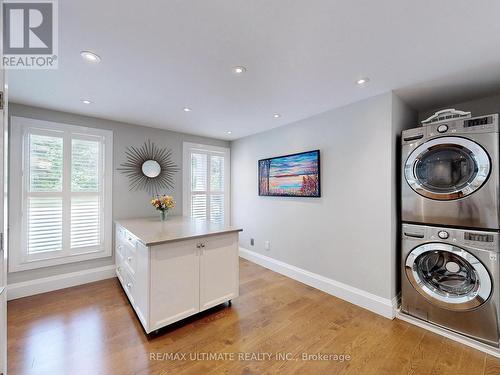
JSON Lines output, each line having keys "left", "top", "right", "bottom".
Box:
{"left": 115, "top": 216, "right": 242, "bottom": 333}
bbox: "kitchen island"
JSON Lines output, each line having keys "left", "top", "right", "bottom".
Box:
{"left": 115, "top": 216, "right": 242, "bottom": 333}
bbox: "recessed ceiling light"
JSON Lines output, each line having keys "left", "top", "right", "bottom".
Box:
{"left": 82, "top": 99, "right": 92, "bottom": 104}
{"left": 273, "top": 113, "right": 281, "bottom": 118}
{"left": 80, "top": 51, "right": 101, "bottom": 63}
{"left": 226, "top": 131, "right": 232, "bottom": 135}
{"left": 356, "top": 77, "right": 370, "bottom": 86}
{"left": 232, "top": 66, "right": 247, "bottom": 74}
{"left": 183, "top": 107, "right": 192, "bottom": 112}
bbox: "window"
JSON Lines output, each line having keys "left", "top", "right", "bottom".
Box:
{"left": 183, "top": 143, "right": 230, "bottom": 224}
{"left": 9, "top": 117, "right": 113, "bottom": 272}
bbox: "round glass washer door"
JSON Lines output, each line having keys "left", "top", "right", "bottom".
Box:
{"left": 405, "top": 137, "right": 490, "bottom": 200}
{"left": 405, "top": 243, "right": 492, "bottom": 311}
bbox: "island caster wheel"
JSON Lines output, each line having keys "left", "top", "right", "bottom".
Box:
{"left": 228, "top": 300, "right": 232, "bottom": 307}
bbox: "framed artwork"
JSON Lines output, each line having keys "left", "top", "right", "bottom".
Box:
{"left": 258, "top": 150, "right": 320, "bottom": 197}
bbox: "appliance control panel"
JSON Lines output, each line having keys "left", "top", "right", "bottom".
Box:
{"left": 427, "top": 114, "right": 498, "bottom": 137}
{"left": 403, "top": 114, "right": 499, "bottom": 145}
{"left": 402, "top": 224, "right": 499, "bottom": 251}
{"left": 464, "top": 232, "right": 494, "bottom": 243}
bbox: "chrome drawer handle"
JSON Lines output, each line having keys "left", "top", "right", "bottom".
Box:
{"left": 126, "top": 282, "right": 132, "bottom": 289}
{"left": 127, "top": 256, "right": 132, "bottom": 262}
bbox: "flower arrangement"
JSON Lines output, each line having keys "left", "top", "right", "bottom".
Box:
{"left": 151, "top": 195, "right": 175, "bottom": 221}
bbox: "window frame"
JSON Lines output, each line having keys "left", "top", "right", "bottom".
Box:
{"left": 182, "top": 142, "right": 230, "bottom": 224}
{"left": 9, "top": 116, "right": 113, "bottom": 272}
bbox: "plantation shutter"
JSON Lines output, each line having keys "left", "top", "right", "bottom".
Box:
{"left": 27, "top": 133, "right": 64, "bottom": 254}
{"left": 70, "top": 138, "right": 101, "bottom": 249}
{"left": 209, "top": 155, "right": 225, "bottom": 224}
{"left": 18, "top": 122, "right": 112, "bottom": 268}
{"left": 185, "top": 144, "right": 230, "bottom": 224}
{"left": 191, "top": 153, "right": 208, "bottom": 219}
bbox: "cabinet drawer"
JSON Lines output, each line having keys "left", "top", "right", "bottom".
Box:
{"left": 122, "top": 267, "right": 136, "bottom": 305}
{"left": 124, "top": 242, "right": 137, "bottom": 276}
{"left": 116, "top": 239, "right": 125, "bottom": 280}
{"left": 116, "top": 241, "right": 124, "bottom": 281}
{"left": 116, "top": 262, "right": 125, "bottom": 284}
{"left": 116, "top": 242, "right": 125, "bottom": 259}
{"left": 123, "top": 230, "right": 138, "bottom": 248}
{"left": 116, "top": 225, "right": 126, "bottom": 241}
{"left": 116, "top": 225, "right": 138, "bottom": 248}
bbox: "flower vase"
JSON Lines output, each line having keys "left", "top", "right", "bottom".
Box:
{"left": 160, "top": 210, "right": 168, "bottom": 221}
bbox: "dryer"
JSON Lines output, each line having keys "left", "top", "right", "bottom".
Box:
{"left": 401, "top": 223, "right": 500, "bottom": 347}
{"left": 402, "top": 114, "right": 499, "bottom": 230}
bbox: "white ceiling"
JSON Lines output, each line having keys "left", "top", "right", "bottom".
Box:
{"left": 8, "top": 0, "right": 500, "bottom": 140}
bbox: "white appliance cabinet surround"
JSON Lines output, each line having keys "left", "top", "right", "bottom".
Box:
{"left": 115, "top": 216, "right": 242, "bottom": 333}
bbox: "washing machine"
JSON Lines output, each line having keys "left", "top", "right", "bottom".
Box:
{"left": 401, "top": 223, "right": 500, "bottom": 347}
{"left": 402, "top": 114, "right": 499, "bottom": 230}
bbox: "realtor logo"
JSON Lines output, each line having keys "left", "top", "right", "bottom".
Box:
{"left": 2, "top": 0, "right": 58, "bottom": 69}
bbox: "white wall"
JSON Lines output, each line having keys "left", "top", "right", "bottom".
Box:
{"left": 231, "top": 92, "right": 415, "bottom": 301}
{"left": 8, "top": 103, "right": 228, "bottom": 284}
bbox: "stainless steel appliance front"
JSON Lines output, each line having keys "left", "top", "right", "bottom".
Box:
{"left": 401, "top": 223, "right": 500, "bottom": 347}
{"left": 402, "top": 114, "right": 499, "bottom": 230}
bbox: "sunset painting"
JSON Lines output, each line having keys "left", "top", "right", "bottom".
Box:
{"left": 259, "top": 150, "right": 320, "bottom": 197}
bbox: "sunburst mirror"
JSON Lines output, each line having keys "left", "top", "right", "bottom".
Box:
{"left": 118, "top": 140, "right": 179, "bottom": 195}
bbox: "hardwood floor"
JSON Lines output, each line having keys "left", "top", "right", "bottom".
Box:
{"left": 8, "top": 258, "right": 500, "bottom": 374}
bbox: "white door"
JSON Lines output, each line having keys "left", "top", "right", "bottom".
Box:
{"left": 0, "top": 1, "right": 7, "bottom": 370}
{"left": 199, "top": 233, "right": 239, "bottom": 311}
{"left": 0, "top": 289, "right": 4, "bottom": 375}
{"left": 150, "top": 240, "right": 200, "bottom": 331}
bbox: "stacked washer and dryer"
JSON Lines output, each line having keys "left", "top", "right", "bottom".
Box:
{"left": 401, "top": 110, "right": 500, "bottom": 347}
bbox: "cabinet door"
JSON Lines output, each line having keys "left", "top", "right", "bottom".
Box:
{"left": 199, "top": 233, "right": 239, "bottom": 311}
{"left": 150, "top": 240, "right": 200, "bottom": 330}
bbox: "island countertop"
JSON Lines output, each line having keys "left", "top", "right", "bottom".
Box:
{"left": 115, "top": 216, "right": 243, "bottom": 246}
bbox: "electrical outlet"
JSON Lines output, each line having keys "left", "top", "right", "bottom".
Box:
{"left": 264, "top": 241, "right": 270, "bottom": 251}
{"left": 250, "top": 238, "right": 255, "bottom": 246}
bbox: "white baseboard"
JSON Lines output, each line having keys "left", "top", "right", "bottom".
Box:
{"left": 239, "top": 247, "right": 396, "bottom": 319}
{"left": 396, "top": 310, "right": 500, "bottom": 358}
{"left": 7, "top": 265, "right": 116, "bottom": 301}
